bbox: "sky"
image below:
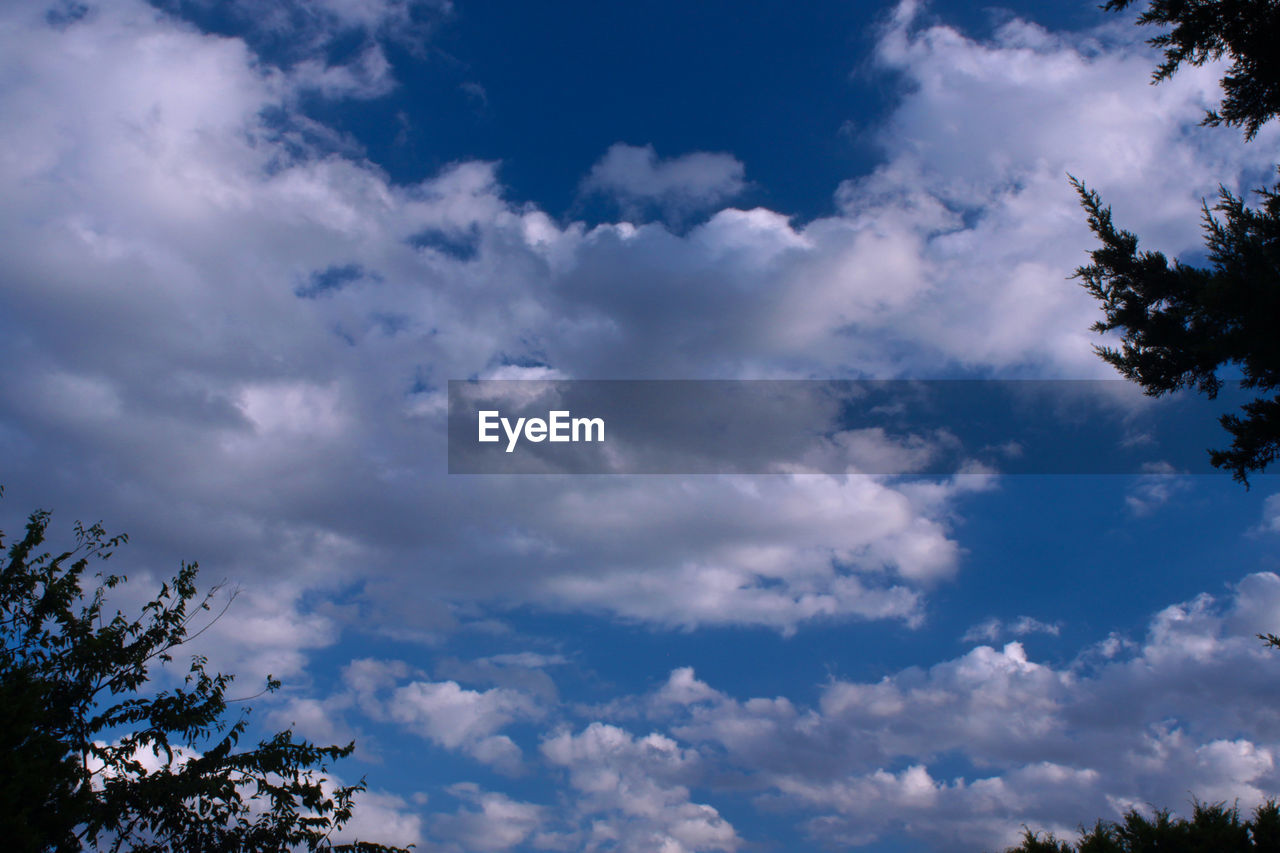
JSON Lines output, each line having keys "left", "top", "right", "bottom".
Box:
{"left": 2, "top": 0, "right": 1280, "bottom": 850}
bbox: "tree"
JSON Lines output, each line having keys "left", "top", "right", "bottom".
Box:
{"left": 1001, "top": 799, "right": 1280, "bottom": 852}
{"left": 1073, "top": 0, "right": 1280, "bottom": 485}
{"left": 0, "top": 497, "right": 409, "bottom": 852}
{"left": 1103, "top": 0, "right": 1280, "bottom": 140}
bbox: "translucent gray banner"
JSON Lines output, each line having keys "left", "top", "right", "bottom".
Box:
{"left": 447, "top": 379, "right": 1259, "bottom": 475}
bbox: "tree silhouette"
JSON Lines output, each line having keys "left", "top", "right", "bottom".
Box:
{"left": 0, "top": 497, "right": 409, "bottom": 852}
{"left": 1074, "top": 0, "right": 1280, "bottom": 485}
{"left": 1002, "top": 800, "right": 1280, "bottom": 852}
{"left": 1104, "top": 0, "right": 1280, "bottom": 140}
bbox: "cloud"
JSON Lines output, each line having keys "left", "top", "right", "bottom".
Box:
{"left": 9, "top": 1, "right": 1280, "bottom": 848}
{"left": 2, "top": 0, "right": 1277, "bottom": 654}
{"left": 188, "top": 0, "right": 452, "bottom": 61}
{"left": 201, "top": 572, "right": 1280, "bottom": 851}
{"left": 520, "top": 472, "right": 986, "bottom": 632}
{"left": 88, "top": 735, "right": 425, "bottom": 847}
{"left": 637, "top": 574, "right": 1280, "bottom": 850}
{"left": 431, "top": 783, "right": 546, "bottom": 853}
{"left": 432, "top": 653, "right": 567, "bottom": 704}
{"left": 1125, "top": 461, "right": 1191, "bottom": 516}
{"left": 541, "top": 723, "right": 741, "bottom": 853}
{"left": 837, "top": 2, "right": 1276, "bottom": 377}
{"left": 273, "top": 657, "right": 545, "bottom": 773}
{"left": 583, "top": 143, "right": 747, "bottom": 220}
{"left": 1258, "top": 493, "right": 1280, "bottom": 534}
{"left": 288, "top": 44, "right": 397, "bottom": 99}
{"left": 368, "top": 574, "right": 1280, "bottom": 849}
{"left": 91, "top": 567, "right": 344, "bottom": 688}
{"left": 383, "top": 680, "right": 540, "bottom": 773}
{"left": 308, "top": 0, "right": 451, "bottom": 33}
{"left": 962, "top": 615, "right": 1062, "bottom": 644}
{"left": 332, "top": 788, "right": 425, "bottom": 850}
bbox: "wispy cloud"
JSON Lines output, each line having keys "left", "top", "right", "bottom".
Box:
{"left": 582, "top": 142, "right": 747, "bottom": 222}
{"left": 962, "top": 615, "right": 1062, "bottom": 644}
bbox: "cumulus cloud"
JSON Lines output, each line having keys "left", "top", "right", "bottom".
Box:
{"left": 164, "top": 574, "right": 1280, "bottom": 851}
{"left": 88, "top": 736, "right": 424, "bottom": 847}
{"left": 4, "top": 0, "right": 1274, "bottom": 643}
{"left": 338, "top": 574, "right": 1280, "bottom": 850}
{"left": 839, "top": 2, "right": 1276, "bottom": 376}
{"left": 332, "top": 788, "right": 425, "bottom": 850}
{"left": 15, "top": 0, "right": 1280, "bottom": 662}
{"left": 380, "top": 678, "right": 539, "bottom": 774}
{"left": 3, "top": 0, "right": 1279, "bottom": 815}
{"left": 542, "top": 723, "right": 740, "bottom": 853}
{"left": 9, "top": 0, "right": 1280, "bottom": 848}
{"left": 87, "top": 565, "right": 344, "bottom": 692}
{"left": 627, "top": 574, "right": 1280, "bottom": 850}
{"left": 430, "top": 783, "right": 546, "bottom": 853}
{"left": 268, "top": 656, "right": 546, "bottom": 773}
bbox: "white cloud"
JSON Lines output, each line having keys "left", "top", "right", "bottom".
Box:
{"left": 9, "top": 1, "right": 1280, "bottom": 849}
{"left": 542, "top": 723, "right": 741, "bottom": 853}
{"left": 962, "top": 615, "right": 1061, "bottom": 644}
{"left": 200, "top": 0, "right": 452, "bottom": 65}
{"left": 310, "top": 0, "right": 450, "bottom": 32}
{"left": 332, "top": 788, "right": 425, "bottom": 850}
{"left": 1259, "top": 493, "right": 1280, "bottom": 534}
{"left": 583, "top": 143, "right": 747, "bottom": 219}
{"left": 275, "top": 657, "right": 545, "bottom": 773}
{"left": 288, "top": 43, "right": 397, "bottom": 99}
{"left": 90, "top": 566, "right": 344, "bottom": 689}
{"left": 431, "top": 783, "right": 546, "bottom": 853}
{"left": 350, "top": 573, "right": 1280, "bottom": 850}
{"left": 837, "top": 2, "right": 1277, "bottom": 377}
{"left": 1125, "top": 461, "right": 1191, "bottom": 516}
{"left": 1010, "top": 616, "right": 1061, "bottom": 637}
{"left": 269, "top": 694, "right": 355, "bottom": 748}
{"left": 88, "top": 737, "right": 424, "bottom": 848}
{"left": 640, "top": 575, "right": 1280, "bottom": 850}
{"left": 1, "top": 0, "right": 1275, "bottom": 649}
{"left": 524, "top": 473, "right": 984, "bottom": 632}
{"left": 149, "top": 575, "right": 1280, "bottom": 851}
{"left": 385, "top": 680, "right": 540, "bottom": 773}
{"left": 654, "top": 667, "right": 723, "bottom": 707}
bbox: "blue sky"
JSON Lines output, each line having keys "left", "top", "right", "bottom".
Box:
{"left": 3, "top": 0, "right": 1280, "bottom": 850}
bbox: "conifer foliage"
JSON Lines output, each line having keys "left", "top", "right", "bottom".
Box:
{"left": 1074, "top": 0, "right": 1280, "bottom": 484}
